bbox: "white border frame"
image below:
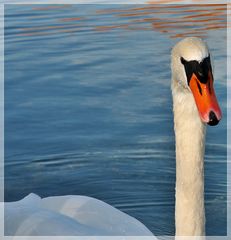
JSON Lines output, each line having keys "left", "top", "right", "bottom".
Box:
{"left": 0, "top": 1, "right": 230, "bottom": 240}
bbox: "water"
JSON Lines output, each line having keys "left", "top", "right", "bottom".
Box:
{"left": 4, "top": 4, "right": 227, "bottom": 236}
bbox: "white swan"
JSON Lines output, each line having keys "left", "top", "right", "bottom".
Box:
{"left": 4, "top": 37, "right": 221, "bottom": 237}
{"left": 172, "top": 37, "right": 221, "bottom": 236}
{"left": 4, "top": 193, "right": 153, "bottom": 236}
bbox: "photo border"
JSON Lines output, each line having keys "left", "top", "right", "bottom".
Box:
{"left": 0, "top": 1, "right": 230, "bottom": 240}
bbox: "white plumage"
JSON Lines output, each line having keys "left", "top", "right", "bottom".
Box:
{"left": 5, "top": 193, "right": 154, "bottom": 236}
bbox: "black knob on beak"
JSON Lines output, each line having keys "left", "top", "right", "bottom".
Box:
{"left": 207, "top": 111, "right": 219, "bottom": 126}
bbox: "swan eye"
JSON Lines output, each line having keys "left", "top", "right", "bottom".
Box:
{"left": 180, "top": 57, "right": 187, "bottom": 65}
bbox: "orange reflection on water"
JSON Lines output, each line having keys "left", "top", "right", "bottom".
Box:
{"left": 95, "top": 4, "right": 228, "bottom": 39}
{"left": 16, "top": 4, "right": 229, "bottom": 39}
{"left": 59, "top": 17, "right": 83, "bottom": 22}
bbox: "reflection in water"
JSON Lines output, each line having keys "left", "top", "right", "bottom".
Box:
{"left": 14, "top": 4, "right": 228, "bottom": 39}
{"left": 59, "top": 17, "right": 84, "bottom": 22}
{"left": 96, "top": 4, "right": 228, "bottom": 38}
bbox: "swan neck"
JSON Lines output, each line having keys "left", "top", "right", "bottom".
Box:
{"left": 172, "top": 81, "right": 206, "bottom": 237}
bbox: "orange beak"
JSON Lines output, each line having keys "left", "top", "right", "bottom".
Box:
{"left": 189, "top": 71, "right": 222, "bottom": 125}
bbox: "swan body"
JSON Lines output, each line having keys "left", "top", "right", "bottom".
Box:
{"left": 4, "top": 193, "right": 154, "bottom": 236}
{"left": 4, "top": 37, "right": 221, "bottom": 237}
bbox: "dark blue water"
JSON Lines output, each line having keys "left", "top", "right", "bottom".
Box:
{"left": 4, "top": 4, "right": 227, "bottom": 236}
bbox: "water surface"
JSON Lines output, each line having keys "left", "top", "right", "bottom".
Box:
{"left": 4, "top": 4, "right": 227, "bottom": 235}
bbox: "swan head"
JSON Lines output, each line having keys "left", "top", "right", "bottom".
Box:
{"left": 171, "top": 37, "right": 222, "bottom": 126}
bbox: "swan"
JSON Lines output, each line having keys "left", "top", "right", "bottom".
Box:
{"left": 4, "top": 37, "right": 221, "bottom": 237}
{"left": 172, "top": 37, "right": 221, "bottom": 236}
{"left": 4, "top": 193, "right": 154, "bottom": 236}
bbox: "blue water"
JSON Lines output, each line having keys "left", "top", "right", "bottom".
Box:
{"left": 4, "top": 4, "right": 227, "bottom": 236}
